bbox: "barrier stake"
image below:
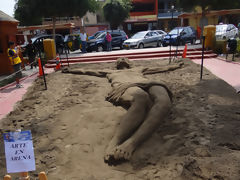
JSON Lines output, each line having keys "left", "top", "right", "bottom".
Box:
{"left": 19, "top": 172, "right": 30, "bottom": 180}
{"left": 38, "top": 172, "right": 48, "bottom": 180}
{"left": 200, "top": 36, "right": 205, "bottom": 80}
{"left": 3, "top": 175, "right": 11, "bottom": 180}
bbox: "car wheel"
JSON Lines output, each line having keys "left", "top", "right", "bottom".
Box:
{"left": 120, "top": 43, "right": 123, "bottom": 50}
{"left": 180, "top": 41, "right": 185, "bottom": 46}
{"left": 138, "top": 43, "right": 144, "bottom": 49}
{"left": 191, "top": 38, "right": 196, "bottom": 45}
{"left": 157, "top": 41, "right": 162, "bottom": 47}
{"left": 162, "top": 42, "right": 167, "bottom": 47}
{"left": 97, "top": 44, "right": 104, "bottom": 52}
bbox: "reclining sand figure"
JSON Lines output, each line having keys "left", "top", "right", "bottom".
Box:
{"left": 62, "top": 59, "right": 183, "bottom": 165}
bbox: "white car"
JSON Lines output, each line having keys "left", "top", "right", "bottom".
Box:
{"left": 155, "top": 30, "right": 167, "bottom": 39}
{"left": 123, "top": 31, "right": 163, "bottom": 49}
{"left": 215, "top": 24, "right": 239, "bottom": 40}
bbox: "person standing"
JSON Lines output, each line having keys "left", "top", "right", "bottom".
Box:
{"left": 80, "top": 28, "right": 87, "bottom": 53}
{"left": 7, "top": 41, "right": 23, "bottom": 88}
{"left": 25, "top": 40, "right": 37, "bottom": 69}
{"left": 106, "top": 32, "right": 112, "bottom": 51}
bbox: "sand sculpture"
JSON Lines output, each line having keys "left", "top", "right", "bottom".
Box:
{"left": 62, "top": 58, "right": 183, "bottom": 165}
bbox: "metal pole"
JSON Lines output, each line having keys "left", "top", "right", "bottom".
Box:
{"left": 169, "top": 7, "right": 174, "bottom": 64}
{"left": 169, "top": 34, "right": 172, "bottom": 63}
{"left": 200, "top": 36, "right": 205, "bottom": 80}
{"left": 65, "top": 44, "right": 70, "bottom": 67}
{"left": 175, "top": 25, "right": 179, "bottom": 59}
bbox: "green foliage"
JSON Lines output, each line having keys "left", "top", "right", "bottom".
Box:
{"left": 103, "top": 0, "right": 132, "bottom": 29}
{"left": 14, "top": 0, "right": 99, "bottom": 26}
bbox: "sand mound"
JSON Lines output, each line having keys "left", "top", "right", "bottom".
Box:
{"left": 0, "top": 58, "right": 240, "bottom": 180}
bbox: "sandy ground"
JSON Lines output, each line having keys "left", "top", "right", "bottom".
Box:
{"left": 0, "top": 58, "right": 240, "bottom": 180}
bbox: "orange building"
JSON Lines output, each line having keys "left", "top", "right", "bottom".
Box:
{"left": 0, "top": 11, "right": 19, "bottom": 75}
{"left": 124, "top": 0, "right": 158, "bottom": 35}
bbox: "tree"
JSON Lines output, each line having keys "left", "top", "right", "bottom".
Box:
{"left": 15, "top": 0, "right": 98, "bottom": 25}
{"left": 103, "top": 0, "right": 132, "bottom": 29}
{"left": 14, "top": 0, "right": 99, "bottom": 46}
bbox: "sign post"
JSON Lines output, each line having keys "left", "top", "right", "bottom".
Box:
{"left": 3, "top": 130, "right": 35, "bottom": 178}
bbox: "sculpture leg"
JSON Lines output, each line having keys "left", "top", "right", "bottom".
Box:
{"left": 112, "top": 86, "right": 172, "bottom": 162}
{"left": 104, "top": 89, "right": 152, "bottom": 164}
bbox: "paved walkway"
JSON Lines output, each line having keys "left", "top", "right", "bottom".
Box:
{"left": 0, "top": 67, "right": 53, "bottom": 120}
{"left": 0, "top": 53, "right": 239, "bottom": 120}
{"left": 192, "top": 57, "right": 240, "bottom": 93}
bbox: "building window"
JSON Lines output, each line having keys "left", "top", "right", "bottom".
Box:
{"left": 148, "top": 23, "right": 153, "bottom": 30}
{"left": 127, "top": 24, "right": 132, "bottom": 31}
{"left": 131, "top": 2, "right": 154, "bottom": 12}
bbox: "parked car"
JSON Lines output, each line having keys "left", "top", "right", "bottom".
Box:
{"left": 88, "top": 30, "right": 105, "bottom": 40}
{"left": 155, "top": 30, "right": 167, "bottom": 39}
{"left": 30, "top": 34, "right": 65, "bottom": 54}
{"left": 87, "top": 30, "right": 128, "bottom": 52}
{"left": 123, "top": 30, "right": 163, "bottom": 49}
{"left": 162, "top": 26, "right": 197, "bottom": 46}
{"left": 215, "top": 24, "right": 239, "bottom": 40}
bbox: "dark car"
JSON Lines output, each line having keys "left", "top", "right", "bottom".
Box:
{"left": 87, "top": 30, "right": 128, "bottom": 52}
{"left": 88, "top": 30, "right": 105, "bottom": 40}
{"left": 162, "top": 26, "right": 197, "bottom": 46}
{"left": 31, "top": 34, "right": 65, "bottom": 54}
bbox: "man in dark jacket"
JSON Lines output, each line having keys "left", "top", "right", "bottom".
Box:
{"left": 25, "top": 40, "right": 37, "bottom": 69}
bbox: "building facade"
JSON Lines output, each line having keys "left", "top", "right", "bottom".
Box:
{"left": 0, "top": 11, "right": 19, "bottom": 75}
{"left": 123, "top": 0, "right": 181, "bottom": 35}
{"left": 124, "top": 0, "right": 158, "bottom": 35}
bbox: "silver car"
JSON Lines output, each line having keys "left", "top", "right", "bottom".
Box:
{"left": 215, "top": 24, "right": 239, "bottom": 40}
{"left": 123, "top": 31, "right": 163, "bottom": 49}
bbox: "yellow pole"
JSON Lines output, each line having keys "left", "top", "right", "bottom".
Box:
{"left": 38, "top": 172, "right": 48, "bottom": 180}
{"left": 3, "top": 175, "right": 11, "bottom": 180}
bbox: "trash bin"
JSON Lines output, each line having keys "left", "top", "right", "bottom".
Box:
{"left": 203, "top": 25, "right": 216, "bottom": 49}
{"left": 43, "top": 39, "right": 56, "bottom": 60}
{"left": 214, "top": 40, "right": 227, "bottom": 54}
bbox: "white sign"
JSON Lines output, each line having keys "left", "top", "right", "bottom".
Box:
{"left": 3, "top": 130, "right": 36, "bottom": 173}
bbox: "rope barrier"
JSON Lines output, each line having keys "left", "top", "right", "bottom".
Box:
{"left": 0, "top": 60, "right": 38, "bottom": 83}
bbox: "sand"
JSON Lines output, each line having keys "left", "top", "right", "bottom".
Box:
{"left": 0, "top": 58, "right": 240, "bottom": 180}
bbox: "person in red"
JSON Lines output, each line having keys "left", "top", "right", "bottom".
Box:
{"left": 7, "top": 41, "right": 23, "bottom": 88}
{"left": 197, "top": 26, "right": 201, "bottom": 39}
{"left": 106, "top": 31, "right": 112, "bottom": 51}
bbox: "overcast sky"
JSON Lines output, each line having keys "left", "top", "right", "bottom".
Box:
{"left": 0, "top": 0, "right": 16, "bottom": 17}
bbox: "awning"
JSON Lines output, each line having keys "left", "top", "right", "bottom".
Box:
{"left": 17, "top": 23, "right": 75, "bottom": 32}
{"left": 178, "top": 9, "right": 240, "bottom": 18}
{"left": 125, "top": 15, "right": 157, "bottom": 23}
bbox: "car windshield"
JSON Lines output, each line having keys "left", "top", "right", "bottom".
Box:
{"left": 169, "top": 28, "right": 183, "bottom": 35}
{"left": 96, "top": 32, "right": 106, "bottom": 39}
{"left": 216, "top": 25, "right": 227, "bottom": 32}
{"left": 31, "top": 37, "right": 37, "bottom": 43}
{"left": 94, "top": 32, "right": 102, "bottom": 38}
{"left": 131, "top": 32, "right": 146, "bottom": 39}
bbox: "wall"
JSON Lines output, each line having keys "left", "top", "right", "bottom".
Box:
{"left": 83, "top": 12, "right": 97, "bottom": 25}
{"left": 0, "top": 21, "right": 18, "bottom": 75}
{"left": 187, "top": 15, "right": 218, "bottom": 30}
